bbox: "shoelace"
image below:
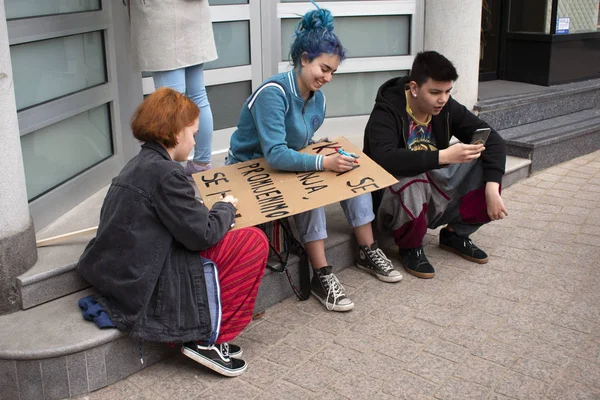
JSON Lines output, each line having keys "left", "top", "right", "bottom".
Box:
{"left": 367, "top": 248, "right": 394, "bottom": 273}
{"left": 462, "top": 237, "right": 475, "bottom": 249}
{"left": 322, "top": 273, "right": 346, "bottom": 311}
{"left": 219, "top": 343, "right": 231, "bottom": 359}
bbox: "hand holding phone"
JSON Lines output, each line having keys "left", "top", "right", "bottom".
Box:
{"left": 471, "top": 128, "right": 491, "bottom": 145}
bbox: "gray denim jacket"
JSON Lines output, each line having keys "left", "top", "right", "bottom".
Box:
{"left": 77, "top": 141, "right": 235, "bottom": 343}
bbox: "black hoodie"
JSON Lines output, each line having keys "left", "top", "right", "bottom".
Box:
{"left": 364, "top": 76, "right": 506, "bottom": 184}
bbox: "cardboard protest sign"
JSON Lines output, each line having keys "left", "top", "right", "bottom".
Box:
{"left": 192, "top": 137, "right": 397, "bottom": 230}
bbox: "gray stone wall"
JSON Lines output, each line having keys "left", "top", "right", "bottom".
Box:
{"left": 0, "top": 0, "right": 38, "bottom": 314}
{"left": 424, "top": 0, "right": 482, "bottom": 110}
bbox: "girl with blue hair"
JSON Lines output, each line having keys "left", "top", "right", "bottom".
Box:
{"left": 227, "top": 4, "right": 402, "bottom": 312}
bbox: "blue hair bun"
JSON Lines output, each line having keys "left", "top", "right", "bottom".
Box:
{"left": 298, "top": 7, "right": 334, "bottom": 33}
{"left": 288, "top": 1, "right": 346, "bottom": 68}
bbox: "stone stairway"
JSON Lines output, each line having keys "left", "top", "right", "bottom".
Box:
{"left": 0, "top": 115, "right": 532, "bottom": 399}
{"left": 475, "top": 78, "right": 600, "bottom": 172}
{"left": 0, "top": 159, "right": 530, "bottom": 399}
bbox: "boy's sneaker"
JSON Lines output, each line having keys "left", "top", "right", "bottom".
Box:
{"left": 399, "top": 247, "right": 435, "bottom": 279}
{"left": 181, "top": 342, "right": 246, "bottom": 377}
{"left": 184, "top": 162, "right": 212, "bottom": 181}
{"left": 311, "top": 266, "right": 354, "bottom": 312}
{"left": 439, "top": 228, "right": 488, "bottom": 264}
{"left": 356, "top": 242, "right": 403, "bottom": 283}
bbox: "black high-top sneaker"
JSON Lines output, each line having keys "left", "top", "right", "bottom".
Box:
{"left": 356, "top": 241, "right": 403, "bottom": 282}
{"left": 310, "top": 266, "right": 354, "bottom": 312}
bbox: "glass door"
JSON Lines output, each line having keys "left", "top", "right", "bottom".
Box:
{"left": 479, "top": 0, "right": 503, "bottom": 81}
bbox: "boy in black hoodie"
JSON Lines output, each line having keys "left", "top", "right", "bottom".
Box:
{"left": 364, "top": 51, "right": 508, "bottom": 279}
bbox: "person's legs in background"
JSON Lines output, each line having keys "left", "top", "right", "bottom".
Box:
{"left": 152, "top": 68, "right": 186, "bottom": 94}
{"left": 152, "top": 65, "right": 214, "bottom": 176}
{"left": 151, "top": 68, "right": 187, "bottom": 168}
{"left": 185, "top": 63, "right": 213, "bottom": 172}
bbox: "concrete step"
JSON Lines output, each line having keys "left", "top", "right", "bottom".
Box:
{"left": 1, "top": 205, "right": 356, "bottom": 399}
{"left": 0, "top": 288, "right": 176, "bottom": 400}
{"left": 21, "top": 153, "right": 530, "bottom": 311}
{"left": 503, "top": 155, "right": 532, "bottom": 188}
{"left": 17, "top": 242, "right": 92, "bottom": 310}
{"left": 475, "top": 78, "right": 600, "bottom": 130}
{"left": 3, "top": 157, "right": 532, "bottom": 398}
{"left": 18, "top": 187, "right": 108, "bottom": 310}
{"left": 498, "top": 109, "right": 600, "bottom": 172}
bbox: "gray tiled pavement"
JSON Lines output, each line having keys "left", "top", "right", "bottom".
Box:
{"left": 75, "top": 151, "right": 600, "bottom": 400}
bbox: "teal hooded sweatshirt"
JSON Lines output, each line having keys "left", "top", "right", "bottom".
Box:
{"left": 228, "top": 70, "right": 326, "bottom": 171}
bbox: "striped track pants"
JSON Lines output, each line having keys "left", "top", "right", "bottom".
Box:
{"left": 200, "top": 227, "right": 268, "bottom": 343}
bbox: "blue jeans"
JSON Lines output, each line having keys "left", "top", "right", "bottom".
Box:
{"left": 152, "top": 64, "right": 213, "bottom": 164}
{"left": 294, "top": 194, "right": 375, "bottom": 244}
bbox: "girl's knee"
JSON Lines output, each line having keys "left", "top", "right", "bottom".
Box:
{"left": 232, "top": 227, "right": 269, "bottom": 250}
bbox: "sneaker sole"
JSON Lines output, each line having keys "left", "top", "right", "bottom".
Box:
{"left": 311, "top": 291, "right": 355, "bottom": 312}
{"left": 439, "top": 244, "right": 489, "bottom": 264}
{"left": 181, "top": 347, "right": 247, "bottom": 377}
{"left": 402, "top": 265, "right": 435, "bottom": 279}
{"left": 355, "top": 263, "right": 403, "bottom": 283}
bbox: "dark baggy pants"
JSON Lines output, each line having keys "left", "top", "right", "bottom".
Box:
{"left": 377, "top": 159, "right": 493, "bottom": 249}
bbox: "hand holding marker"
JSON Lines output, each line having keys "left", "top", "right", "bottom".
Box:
{"left": 220, "top": 192, "right": 241, "bottom": 227}
{"left": 335, "top": 147, "right": 359, "bottom": 163}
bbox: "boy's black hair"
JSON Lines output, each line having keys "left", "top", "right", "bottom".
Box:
{"left": 409, "top": 51, "right": 459, "bottom": 86}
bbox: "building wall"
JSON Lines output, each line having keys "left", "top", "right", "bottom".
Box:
{"left": 1, "top": 0, "right": 427, "bottom": 231}
{"left": 424, "top": 0, "right": 482, "bottom": 110}
{"left": 143, "top": 0, "right": 422, "bottom": 156}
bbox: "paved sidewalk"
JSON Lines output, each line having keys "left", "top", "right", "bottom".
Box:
{"left": 77, "top": 151, "right": 600, "bottom": 400}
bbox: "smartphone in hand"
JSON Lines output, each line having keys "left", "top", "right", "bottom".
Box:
{"left": 471, "top": 128, "right": 491, "bottom": 145}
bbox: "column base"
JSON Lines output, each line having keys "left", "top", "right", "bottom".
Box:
{"left": 0, "top": 218, "right": 37, "bottom": 315}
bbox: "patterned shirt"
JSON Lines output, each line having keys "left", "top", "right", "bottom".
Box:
{"left": 405, "top": 89, "right": 437, "bottom": 151}
{"left": 406, "top": 116, "right": 437, "bottom": 151}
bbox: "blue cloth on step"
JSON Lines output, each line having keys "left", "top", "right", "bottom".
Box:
{"left": 78, "top": 295, "right": 115, "bottom": 329}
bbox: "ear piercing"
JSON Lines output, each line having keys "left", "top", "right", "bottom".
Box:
{"left": 412, "top": 92, "right": 417, "bottom": 97}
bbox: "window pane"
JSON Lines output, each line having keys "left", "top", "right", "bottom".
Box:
{"left": 321, "top": 71, "right": 407, "bottom": 117}
{"left": 207, "top": 81, "right": 252, "bottom": 130}
{"left": 205, "top": 21, "right": 251, "bottom": 70}
{"left": 509, "top": 0, "right": 552, "bottom": 33}
{"left": 553, "top": 0, "right": 600, "bottom": 33}
{"left": 4, "top": 0, "right": 100, "bottom": 20}
{"left": 209, "top": 0, "right": 248, "bottom": 4}
{"left": 281, "top": 15, "right": 410, "bottom": 60}
{"left": 11, "top": 32, "right": 106, "bottom": 110}
{"left": 21, "top": 104, "right": 113, "bottom": 200}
